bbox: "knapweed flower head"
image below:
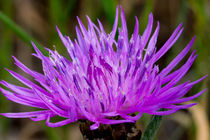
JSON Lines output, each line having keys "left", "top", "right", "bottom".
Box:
{"left": 0, "top": 6, "right": 206, "bottom": 130}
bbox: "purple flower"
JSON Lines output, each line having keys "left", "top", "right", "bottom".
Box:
{"left": 0, "top": 6, "right": 206, "bottom": 130}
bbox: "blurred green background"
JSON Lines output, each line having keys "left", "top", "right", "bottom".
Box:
{"left": 0, "top": 0, "right": 209, "bottom": 140}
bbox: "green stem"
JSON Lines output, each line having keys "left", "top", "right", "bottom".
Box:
{"left": 141, "top": 115, "right": 163, "bottom": 140}
{"left": 0, "top": 11, "right": 48, "bottom": 56}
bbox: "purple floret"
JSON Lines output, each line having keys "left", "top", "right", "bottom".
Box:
{"left": 0, "top": 6, "right": 207, "bottom": 130}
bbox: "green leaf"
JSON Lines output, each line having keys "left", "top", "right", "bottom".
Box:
{"left": 0, "top": 11, "right": 48, "bottom": 56}
{"left": 101, "top": 0, "right": 117, "bottom": 25}
{"left": 141, "top": 114, "right": 163, "bottom": 140}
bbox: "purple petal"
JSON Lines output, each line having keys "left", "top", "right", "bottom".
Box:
{"left": 0, "top": 110, "right": 52, "bottom": 118}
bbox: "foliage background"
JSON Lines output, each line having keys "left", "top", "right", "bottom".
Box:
{"left": 0, "top": 0, "right": 209, "bottom": 140}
